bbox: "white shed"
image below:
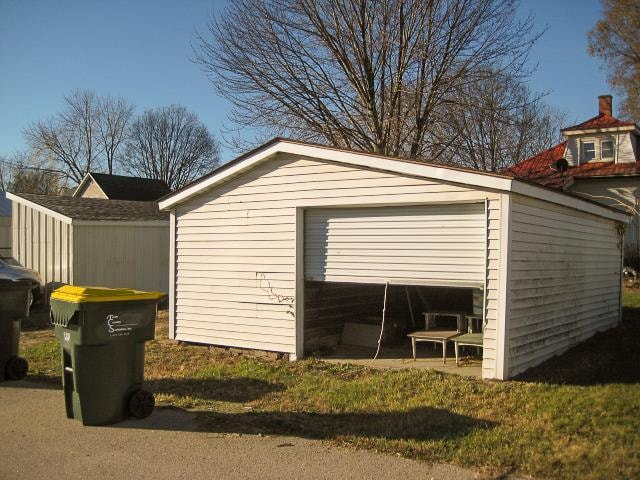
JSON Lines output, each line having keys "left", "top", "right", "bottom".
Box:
{"left": 159, "top": 139, "right": 628, "bottom": 380}
{"left": 8, "top": 193, "right": 170, "bottom": 298}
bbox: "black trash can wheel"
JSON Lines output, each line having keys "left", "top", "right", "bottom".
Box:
{"left": 128, "top": 389, "right": 155, "bottom": 419}
{"left": 5, "top": 356, "right": 29, "bottom": 381}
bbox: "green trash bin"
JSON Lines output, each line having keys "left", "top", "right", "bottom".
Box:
{"left": 0, "top": 279, "right": 32, "bottom": 381}
{"left": 50, "top": 285, "right": 165, "bottom": 426}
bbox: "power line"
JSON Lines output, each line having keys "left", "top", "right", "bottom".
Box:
{"left": 0, "top": 159, "right": 63, "bottom": 175}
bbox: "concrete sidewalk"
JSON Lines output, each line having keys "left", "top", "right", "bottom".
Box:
{"left": 0, "top": 382, "right": 484, "bottom": 480}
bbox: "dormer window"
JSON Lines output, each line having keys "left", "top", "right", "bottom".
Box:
{"left": 582, "top": 141, "right": 596, "bottom": 162}
{"left": 601, "top": 139, "right": 615, "bottom": 159}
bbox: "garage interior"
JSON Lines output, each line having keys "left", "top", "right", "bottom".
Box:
{"left": 303, "top": 281, "right": 484, "bottom": 374}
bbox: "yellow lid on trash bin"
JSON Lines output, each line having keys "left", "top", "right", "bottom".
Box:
{"left": 51, "top": 285, "right": 165, "bottom": 303}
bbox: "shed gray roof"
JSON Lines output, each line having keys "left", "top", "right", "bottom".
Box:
{"left": 0, "top": 192, "right": 11, "bottom": 217}
{"left": 74, "top": 173, "right": 171, "bottom": 201}
{"left": 12, "top": 193, "right": 168, "bottom": 222}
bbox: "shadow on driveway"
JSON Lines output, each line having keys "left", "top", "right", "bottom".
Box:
{"left": 1, "top": 377, "right": 60, "bottom": 390}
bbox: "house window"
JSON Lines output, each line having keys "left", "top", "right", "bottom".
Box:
{"left": 601, "top": 140, "right": 615, "bottom": 159}
{"left": 582, "top": 142, "right": 596, "bottom": 162}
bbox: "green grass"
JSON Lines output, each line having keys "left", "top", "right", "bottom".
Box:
{"left": 623, "top": 289, "right": 640, "bottom": 309}
{"left": 20, "top": 291, "right": 640, "bottom": 479}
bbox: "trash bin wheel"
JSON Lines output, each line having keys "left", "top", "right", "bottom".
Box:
{"left": 128, "top": 389, "right": 155, "bottom": 419}
{"left": 5, "top": 356, "right": 29, "bottom": 381}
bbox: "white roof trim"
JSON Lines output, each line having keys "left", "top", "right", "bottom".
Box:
{"left": 563, "top": 125, "right": 638, "bottom": 135}
{"left": 158, "top": 139, "right": 629, "bottom": 223}
{"left": 7, "top": 192, "right": 73, "bottom": 224}
{"left": 159, "top": 141, "right": 512, "bottom": 208}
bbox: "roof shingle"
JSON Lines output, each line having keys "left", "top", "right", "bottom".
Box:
{"left": 13, "top": 193, "right": 168, "bottom": 221}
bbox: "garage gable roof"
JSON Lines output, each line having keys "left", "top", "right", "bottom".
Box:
{"left": 7, "top": 193, "right": 169, "bottom": 224}
{"left": 73, "top": 172, "right": 171, "bottom": 201}
{"left": 158, "top": 138, "right": 629, "bottom": 222}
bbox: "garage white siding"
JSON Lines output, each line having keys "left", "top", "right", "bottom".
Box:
{"left": 73, "top": 223, "right": 169, "bottom": 292}
{"left": 484, "top": 197, "right": 502, "bottom": 379}
{"left": 12, "top": 201, "right": 74, "bottom": 291}
{"left": 507, "top": 194, "right": 622, "bottom": 376}
{"left": 304, "top": 204, "right": 486, "bottom": 287}
{"left": 174, "top": 154, "right": 501, "bottom": 362}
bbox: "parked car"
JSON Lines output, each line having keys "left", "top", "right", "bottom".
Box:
{"left": 0, "top": 257, "right": 43, "bottom": 304}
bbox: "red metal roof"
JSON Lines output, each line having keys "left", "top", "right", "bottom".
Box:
{"left": 562, "top": 113, "right": 636, "bottom": 132}
{"left": 505, "top": 140, "right": 640, "bottom": 188}
{"left": 504, "top": 142, "right": 569, "bottom": 188}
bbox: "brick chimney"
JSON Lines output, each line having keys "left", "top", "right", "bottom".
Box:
{"left": 598, "top": 95, "right": 613, "bottom": 116}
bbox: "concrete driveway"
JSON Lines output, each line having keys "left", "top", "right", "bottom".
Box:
{"left": 0, "top": 382, "right": 485, "bottom": 480}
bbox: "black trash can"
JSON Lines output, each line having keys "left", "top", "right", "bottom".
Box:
{"left": 0, "top": 279, "right": 32, "bottom": 381}
{"left": 50, "top": 285, "right": 164, "bottom": 426}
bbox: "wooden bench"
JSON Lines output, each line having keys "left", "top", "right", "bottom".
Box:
{"left": 451, "top": 332, "right": 484, "bottom": 366}
{"left": 407, "top": 330, "right": 460, "bottom": 364}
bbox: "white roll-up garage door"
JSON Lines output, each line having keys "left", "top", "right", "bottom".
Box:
{"left": 304, "top": 203, "right": 486, "bottom": 287}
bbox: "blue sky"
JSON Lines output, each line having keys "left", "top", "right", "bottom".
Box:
{"left": 0, "top": 0, "right": 610, "bottom": 164}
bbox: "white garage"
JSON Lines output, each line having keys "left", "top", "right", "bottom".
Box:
{"left": 7, "top": 193, "right": 170, "bottom": 298}
{"left": 159, "top": 139, "right": 628, "bottom": 380}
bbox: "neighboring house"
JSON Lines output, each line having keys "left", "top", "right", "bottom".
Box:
{"left": 159, "top": 138, "right": 627, "bottom": 380}
{"left": 7, "top": 193, "right": 169, "bottom": 298}
{"left": 73, "top": 172, "right": 171, "bottom": 201}
{"left": 0, "top": 192, "right": 11, "bottom": 257}
{"left": 507, "top": 95, "right": 640, "bottom": 265}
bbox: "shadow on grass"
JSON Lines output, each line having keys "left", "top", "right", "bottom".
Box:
{"left": 116, "top": 405, "right": 495, "bottom": 442}
{"left": 147, "top": 376, "right": 286, "bottom": 403}
{"left": 198, "top": 407, "right": 494, "bottom": 441}
{"left": 20, "top": 375, "right": 494, "bottom": 444}
{"left": 515, "top": 306, "right": 640, "bottom": 385}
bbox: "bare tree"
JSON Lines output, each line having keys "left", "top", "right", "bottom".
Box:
{"left": 24, "top": 90, "right": 102, "bottom": 183}
{"left": 24, "top": 116, "right": 86, "bottom": 184}
{"left": 588, "top": 0, "right": 640, "bottom": 121}
{"left": 0, "top": 156, "right": 11, "bottom": 191}
{"left": 195, "top": 0, "right": 541, "bottom": 159}
{"left": 97, "top": 95, "right": 134, "bottom": 174}
{"left": 0, "top": 150, "right": 66, "bottom": 195}
{"left": 24, "top": 90, "right": 133, "bottom": 182}
{"left": 434, "top": 72, "right": 565, "bottom": 172}
{"left": 124, "top": 105, "right": 220, "bottom": 190}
